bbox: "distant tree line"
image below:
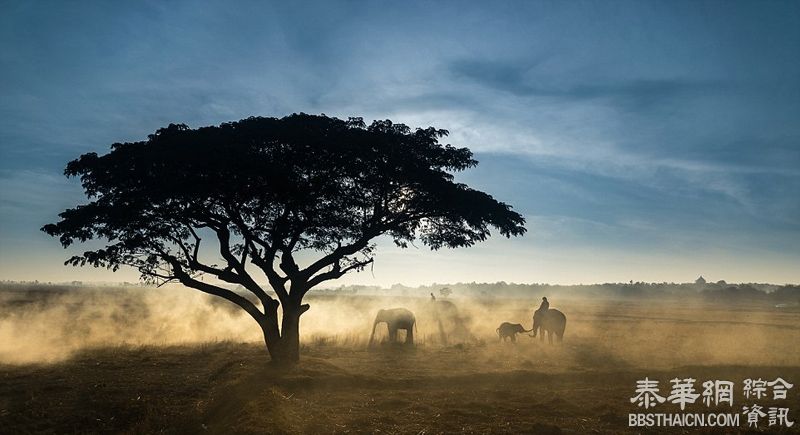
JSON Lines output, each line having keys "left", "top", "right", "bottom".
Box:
{"left": 322, "top": 281, "right": 800, "bottom": 304}
{"left": 2, "top": 280, "right": 798, "bottom": 305}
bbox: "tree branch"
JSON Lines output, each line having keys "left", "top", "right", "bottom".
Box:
{"left": 154, "top": 248, "right": 266, "bottom": 322}
{"left": 226, "top": 211, "right": 292, "bottom": 306}
{"left": 212, "top": 226, "right": 277, "bottom": 311}
{"left": 306, "top": 257, "right": 374, "bottom": 289}
{"left": 301, "top": 234, "right": 374, "bottom": 280}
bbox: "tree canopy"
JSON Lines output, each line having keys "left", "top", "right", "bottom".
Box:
{"left": 43, "top": 113, "right": 526, "bottom": 363}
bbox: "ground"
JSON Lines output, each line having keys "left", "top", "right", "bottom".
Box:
{"left": 1, "top": 291, "right": 798, "bottom": 433}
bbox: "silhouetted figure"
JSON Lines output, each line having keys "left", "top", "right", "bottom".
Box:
{"left": 42, "top": 114, "right": 526, "bottom": 365}
{"left": 497, "top": 322, "right": 531, "bottom": 343}
{"left": 536, "top": 296, "right": 549, "bottom": 314}
{"left": 369, "top": 308, "right": 416, "bottom": 346}
{"left": 532, "top": 308, "right": 567, "bottom": 344}
{"left": 430, "top": 292, "right": 436, "bottom": 301}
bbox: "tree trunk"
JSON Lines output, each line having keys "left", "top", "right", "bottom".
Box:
{"left": 257, "top": 302, "right": 286, "bottom": 364}
{"left": 260, "top": 320, "right": 284, "bottom": 362}
{"left": 258, "top": 302, "right": 309, "bottom": 365}
{"left": 279, "top": 308, "right": 302, "bottom": 364}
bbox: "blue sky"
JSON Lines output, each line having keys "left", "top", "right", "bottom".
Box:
{"left": 1, "top": 0, "right": 798, "bottom": 284}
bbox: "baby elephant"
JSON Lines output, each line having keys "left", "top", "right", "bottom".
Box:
{"left": 497, "top": 322, "right": 531, "bottom": 343}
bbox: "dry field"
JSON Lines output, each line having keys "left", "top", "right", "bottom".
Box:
{"left": 1, "top": 288, "right": 799, "bottom": 433}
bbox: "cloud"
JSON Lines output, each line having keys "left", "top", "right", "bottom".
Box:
{"left": 0, "top": 0, "right": 798, "bottom": 283}
{"left": 449, "top": 58, "right": 727, "bottom": 111}
{"left": 0, "top": 169, "right": 81, "bottom": 218}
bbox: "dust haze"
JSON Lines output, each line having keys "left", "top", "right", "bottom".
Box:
{"left": 3, "top": 282, "right": 799, "bottom": 433}
{"left": 2, "top": 283, "right": 798, "bottom": 370}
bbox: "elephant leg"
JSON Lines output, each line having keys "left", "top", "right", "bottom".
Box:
{"left": 388, "top": 326, "right": 398, "bottom": 343}
{"left": 548, "top": 331, "right": 553, "bottom": 344}
{"left": 511, "top": 334, "right": 516, "bottom": 343}
{"left": 406, "top": 327, "right": 414, "bottom": 345}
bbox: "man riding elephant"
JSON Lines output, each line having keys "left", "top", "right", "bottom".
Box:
{"left": 531, "top": 299, "right": 566, "bottom": 344}
{"left": 536, "top": 297, "right": 549, "bottom": 315}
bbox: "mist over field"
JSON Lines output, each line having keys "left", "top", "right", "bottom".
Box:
{"left": 2, "top": 282, "right": 798, "bottom": 368}
{"left": 2, "top": 0, "right": 799, "bottom": 432}
{"left": 2, "top": 281, "right": 798, "bottom": 433}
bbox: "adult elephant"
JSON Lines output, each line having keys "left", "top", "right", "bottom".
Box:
{"left": 532, "top": 309, "right": 566, "bottom": 344}
{"left": 369, "top": 308, "right": 416, "bottom": 346}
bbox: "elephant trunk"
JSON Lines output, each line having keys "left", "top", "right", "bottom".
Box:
{"left": 368, "top": 320, "right": 379, "bottom": 347}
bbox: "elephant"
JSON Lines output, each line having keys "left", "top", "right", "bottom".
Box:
{"left": 429, "top": 300, "right": 475, "bottom": 345}
{"left": 369, "top": 308, "right": 416, "bottom": 346}
{"left": 496, "top": 322, "right": 530, "bottom": 342}
{"left": 531, "top": 309, "right": 566, "bottom": 344}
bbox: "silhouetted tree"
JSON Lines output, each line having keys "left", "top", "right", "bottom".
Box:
{"left": 43, "top": 114, "right": 526, "bottom": 364}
